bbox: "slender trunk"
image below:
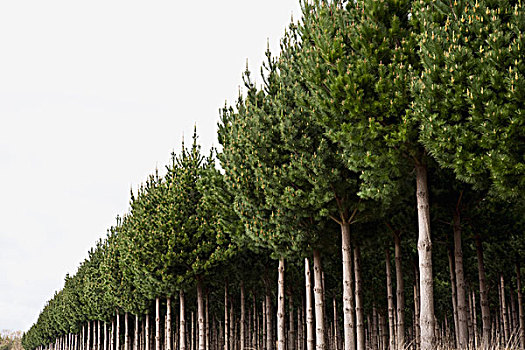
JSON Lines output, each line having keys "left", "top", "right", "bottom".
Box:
{"left": 475, "top": 235, "right": 491, "bottom": 347}
{"left": 453, "top": 211, "right": 469, "bottom": 349}
{"left": 305, "top": 258, "right": 314, "bottom": 350}
{"left": 472, "top": 291, "right": 478, "bottom": 349}
{"left": 380, "top": 314, "right": 387, "bottom": 350}
{"left": 289, "top": 293, "right": 295, "bottom": 350}
{"left": 516, "top": 262, "right": 525, "bottom": 350}
{"left": 415, "top": 164, "right": 435, "bottom": 350}
{"left": 511, "top": 291, "right": 518, "bottom": 333}
{"left": 354, "top": 246, "right": 364, "bottom": 350}
{"left": 447, "top": 249, "right": 459, "bottom": 348}
{"left": 334, "top": 298, "right": 340, "bottom": 350}
{"left": 206, "top": 295, "right": 209, "bottom": 350}
{"left": 191, "top": 312, "right": 195, "bottom": 350}
{"left": 262, "top": 299, "right": 267, "bottom": 350}
{"left": 197, "top": 280, "right": 205, "bottom": 350}
{"left": 224, "top": 283, "right": 229, "bottom": 350}
{"left": 88, "top": 320, "right": 91, "bottom": 350}
{"left": 145, "top": 315, "right": 149, "bottom": 350}
{"left": 239, "top": 282, "right": 244, "bottom": 350}
{"left": 277, "top": 258, "right": 286, "bottom": 350}
{"left": 414, "top": 270, "right": 421, "bottom": 350}
{"left": 155, "top": 299, "right": 161, "bottom": 350}
{"left": 467, "top": 291, "right": 473, "bottom": 347}
{"left": 167, "top": 298, "right": 172, "bottom": 350}
{"left": 104, "top": 323, "right": 107, "bottom": 350}
{"left": 298, "top": 303, "right": 303, "bottom": 350}
{"left": 371, "top": 305, "right": 377, "bottom": 350}
{"left": 180, "top": 291, "right": 186, "bottom": 350}
{"left": 134, "top": 316, "right": 138, "bottom": 350}
{"left": 116, "top": 312, "right": 120, "bottom": 350}
{"left": 393, "top": 233, "right": 405, "bottom": 350}
{"left": 341, "top": 223, "right": 356, "bottom": 350}
{"left": 266, "top": 290, "right": 272, "bottom": 350}
{"left": 385, "top": 249, "right": 395, "bottom": 350}
{"left": 125, "top": 313, "right": 129, "bottom": 350}
{"left": 501, "top": 275, "right": 510, "bottom": 343}
{"left": 98, "top": 321, "right": 101, "bottom": 350}
{"left": 313, "top": 249, "right": 326, "bottom": 350}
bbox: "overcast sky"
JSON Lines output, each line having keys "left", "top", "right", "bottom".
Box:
{"left": 0, "top": 0, "right": 302, "bottom": 332}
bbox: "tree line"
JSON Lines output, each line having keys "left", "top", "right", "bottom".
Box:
{"left": 22, "top": 1, "right": 524, "bottom": 350}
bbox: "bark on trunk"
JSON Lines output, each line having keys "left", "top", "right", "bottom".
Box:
{"left": 386, "top": 249, "right": 396, "bottom": 350}
{"left": 453, "top": 211, "right": 469, "bottom": 349}
{"left": 155, "top": 299, "right": 160, "bottom": 350}
{"left": 516, "top": 262, "right": 525, "bottom": 350}
{"left": 414, "top": 265, "right": 421, "bottom": 350}
{"left": 334, "top": 298, "right": 340, "bottom": 350}
{"left": 240, "top": 282, "right": 245, "bottom": 350}
{"left": 474, "top": 235, "right": 491, "bottom": 347}
{"left": 206, "top": 295, "right": 209, "bottom": 350}
{"left": 305, "top": 258, "right": 314, "bottom": 350}
{"left": 511, "top": 291, "right": 518, "bottom": 332}
{"left": 145, "top": 315, "right": 149, "bottom": 350}
{"left": 125, "top": 313, "right": 129, "bottom": 350}
{"left": 266, "top": 290, "right": 272, "bottom": 350}
{"left": 313, "top": 249, "right": 326, "bottom": 350}
{"left": 134, "top": 316, "right": 138, "bottom": 350}
{"left": 472, "top": 291, "right": 478, "bottom": 349}
{"left": 98, "top": 321, "right": 101, "bottom": 350}
{"left": 167, "top": 298, "right": 172, "bottom": 350}
{"left": 289, "top": 293, "right": 295, "bottom": 350}
{"left": 88, "top": 320, "right": 91, "bottom": 350}
{"left": 354, "top": 246, "right": 364, "bottom": 350}
{"left": 447, "top": 249, "right": 459, "bottom": 348}
{"left": 415, "top": 164, "right": 435, "bottom": 350}
{"left": 180, "top": 291, "right": 186, "bottom": 350}
{"left": 501, "top": 275, "right": 510, "bottom": 343}
{"left": 197, "top": 280, "right": 205, "bottom": 350}
{"left": 224, "top": 283, "right": 229, "bottom": 350}
{"left": 277, "top": 258, "right": 286, "bottom": 350}
{"left": 393, "top": 233, "right": 405, "bottom": 350}
{"left": 104, "top": 323, "right": 107, "bottom": 350}
{"left": 341, "top": 223, "right": 355, "bottom": 350}
{"left": 117, "top": 312, "right": 120, "bottom": 350}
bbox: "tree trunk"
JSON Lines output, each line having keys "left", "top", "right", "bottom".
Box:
{"left": 393, "top": 233, "right": 405, "bottom": 350}
{"left": 167, "top": 298, "right": 172, "bottom": 350}
{"left": 414, "top": 265, "right": 421, "bottom": 350}
{"left": 354, "top": 246, "right": 364, "bottom": 350}
{"left": 472, "top": 291, "right": 478, "bottom": 349}
{"left": 305, "top": 258, "right": 314, "bottom": 350}
{"left": 371, "top": 305, "right": 377, "bottom": 350}
{"left": 313, "top": 249, "right": 326, "bottom": 350}
{"left": 197, "top": 280, "right": 205, "bottom": 350}
{"left": 415, "top": 164, "right": 435, "bottom": 350}
{"left": 104, "top": 323, "right": 107, "bottom": 350}
{"left": 385, "top": 249, "right": 395, "bottom": 350}
{"left": 224, "top": 283, "right": 229, "bottom": 350}
{"left": 501, "top": 275, "right": 510, "bottom": 343}
{"left": 453, "top": 211, "right": 469, "bottom": 349}
{"left": 334, "top": 298, "right": 340, "bottom": 350}
{"left": 191, "top": 312, "right": 195, "bottom": 350}
{"left": 447, "top": 249, "right": 459, "bottom": 348}
{"left": 277, "top": 258, "right": 286, "bottom": 350}
{"left": 511, "top": 290, "right": 518, "bottom": 333}
{"left": 206, "top": 294, "right": 209, "bottom": 350}
{"left": 298, "top": 303, "right": 303, "bottom": 350}
{"left": 475, "top": 235, "right": 491, "bottom": 347}
{"left": 155, "top": 299, "right": 160, "bottom": 350}
{"left": 145, "top": 315, "right": 149, "bottom": 350}
{"left": 125, "top": 313, "right": 129, "bottom": 350}
{"left": 117, "top": 312, "right": 120, "bottom": 350}
{"left": 341, "top": 222, "right": 356, "bottom": 350}
{"left": 262, "top": 299, "right": 267, "bottom": 350}
{"left": 516, "top": 262, "right": 525, "bottom": 350}
{"left": 240, "top": 282, "right": 245, "bottom": 350}
{"left": 134, "top": 316, "right": 138, "bottom": 350}
{"left": 88, "top": 319, "right": 91, "bottom": 350}
{"left": 266, "top": 290, "right": 272, "bottom": 350}
{"left": 180, "top": 291, "right": 186, "bottom": 350}
{"left": 98, "top": 321, "right": 101, "bottom": 350}
{"left": 289, "top": 293, "right": 295, "bottom": 350}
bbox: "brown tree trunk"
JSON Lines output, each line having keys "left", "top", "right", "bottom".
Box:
{"left": 475, "top": 235, "right": 491, "bottom": 347}
{"left": 414, "top": 265, "right": 421, "bottom": 350}
{"left": 313, "top": 249, "right": 326, "bottom": 350}
{"left": 341, "top": 223, "right": 355, "bottom": 350}
{"left": 453, "top": 210, "right": 469, "bottom": 349}
{"left": 516, "top": 262, "right": 525, "bottom": 350}
{"left": 472, "top": 291, "right": 478, "bottom": 349}
{"left": 88, "top": 319, "right": 91, "bottom": 350}
{"left": 511, "top": 290, "right": 518, "bottom": 333}
{"left": 180, "top": 291, "right": 186, "bottom": 350}
{"left": 415, "top": 164, "right": 435, "bottom": 350}
{"left": 289, "top": 292, "right": 295, "bottom": 350}
{"left": 447, "top": 249, "right": 459, "bottom": 348}
{"left": 371, "top": 305, "right": 377, "bottom": 350}
{"left": 145, "top": 315, "right": 149, "bottom": 350}
{"left": 298, "top": 304, "right": 303, "bottom": 350}
{"left": 277, "top": 258, "right": 286, "bottom": 350}
{"left": 501, "top": 275, "right": 510, "bottom": 343}
{"left": 239, "top": 283, "right": 245, "bottom": 350}
{"left": 393, "top": 233, "right": 405, "bottom": 350}
{"left": 98, "top": 321, "right": 102, "bottom": 350}
{"left": 167, "top": 298, "right": 172, "bottom": 350}
{"left": 385, "top": 249, "right": 396, "bottom": 350}
{"left": 117, "top": 312, "right": 120, "bottom": 350}
{"left": 224, "top": 284, "right": 229, "bottom": 350}
{"left": 305, "top": 258, "right": 315, "bottom": 350}
{"left": 266, "top": 290, "right": 272, "bottom": 350}
{"left": 206, "top": 295, "right": 209, "bottom": 350}
{"left": 354, "top": 246, "right": 364, "bottom": 350}
{"left": 334, "top": 298, "right": 340, "bottom": 350}
{"left": 262, "top": 299, "right": 267, "bottom": 350}
{"left": 134, "top": 316, "right": 138, "bottom": 350}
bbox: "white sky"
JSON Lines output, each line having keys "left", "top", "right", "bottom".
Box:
{"left": 0, "top": 0, "right": 302, "bottom": 332}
